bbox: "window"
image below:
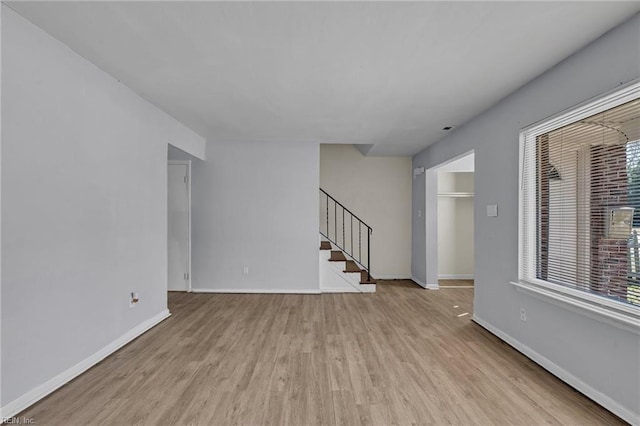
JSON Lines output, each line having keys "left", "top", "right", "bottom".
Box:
{"left": 520, "top": 82, "right": 640, "bottom": 310}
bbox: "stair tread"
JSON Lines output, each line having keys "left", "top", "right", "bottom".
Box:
{"left": 329, "top": 251, "right": 347, "bottom": 261}
{"left": 343, "top": 260, "right": 361, "bottom": 273}
{"left": 360, "top": 270, "right": 376, "bottom": 284}
{"left": 323, "top": 242, "right": 375, "bottom": 284}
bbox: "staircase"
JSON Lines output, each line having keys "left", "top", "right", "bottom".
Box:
{"left": 319, "top": 188, "right": 376, "bottom": 292}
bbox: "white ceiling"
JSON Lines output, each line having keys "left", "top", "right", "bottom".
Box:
{"left": 7, "top": 2, "right": 639, "bottom": 156}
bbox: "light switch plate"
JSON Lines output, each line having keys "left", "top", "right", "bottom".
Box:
{"left": 487, "top": 205, "right": 498, "bottom": 217}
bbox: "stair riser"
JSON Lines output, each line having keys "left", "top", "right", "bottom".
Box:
{"left": 319, "top": 240, "right": 376, "bottom": 289}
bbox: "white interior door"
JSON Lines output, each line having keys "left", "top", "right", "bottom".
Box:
{"left": 168, "top": 162, "right": 190, "bottom": 291}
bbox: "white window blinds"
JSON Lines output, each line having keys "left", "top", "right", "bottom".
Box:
{"left": 521, "top": 84, "right": 640, "bottom": 307}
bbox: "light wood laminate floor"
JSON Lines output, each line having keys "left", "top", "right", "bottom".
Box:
{"left": 20, "top": 280, "right": 624, "bottom": 425}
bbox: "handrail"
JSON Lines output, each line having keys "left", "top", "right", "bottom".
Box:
{"left": 319, "top": 188, "right": 373, "bottom": 281}
{"left": 319, "top": 188, "right": 373, "bottom": 233}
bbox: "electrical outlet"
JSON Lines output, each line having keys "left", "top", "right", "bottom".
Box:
{"left": 242, "top": 266, "right": 249, "bottom": 275}
{"left": 520, "top": 307, "right": 527, "bottom": 322}
{"left": 130, "top": 292, "right": 139, "bottom": 308}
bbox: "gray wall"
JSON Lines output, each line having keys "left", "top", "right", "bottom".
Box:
{"left": 1, "top": 6, "right": 204, "bottom": 407}
{"left": 191, "top": 140, "right": 320, "bottom": 292}
{"left": 412, "top": 14, "right": 640, "bottom": 421}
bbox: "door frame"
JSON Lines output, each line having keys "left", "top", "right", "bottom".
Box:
{"left": 424, "top": 150, "right": 475, "bottom": 290}
{"left": 168, "top": 160, "right": 192, "bottom": 292}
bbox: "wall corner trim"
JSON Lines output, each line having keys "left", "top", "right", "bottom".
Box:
{"left": 0, "top": 310, "right": 171, "bottom": 419}
{"left": 411, "top": 276, "right": 427, "bottom": 288}
{"left": 472, "top": 315, "right": 639, "bottom": 426}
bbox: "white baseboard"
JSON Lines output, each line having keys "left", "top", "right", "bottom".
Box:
{"left": 438, "top": 274, "right": 474, "bottom": 280}
{"left": 0, "top": 310, "right": 171, "bottom": 419}
{"left": 373, "top": 274, "right": 411, "bottom": 280}
{"left": 426, "top": 283, "right": 440, "bottom": 290}
{"left": 321, "top": 287, "right": 360, "bottom": 293}
{"left": 192, "top": 288, "right": 321, "bottom": 294}
{"left": 472, "top": 315, "right": 639, "bottom": 426}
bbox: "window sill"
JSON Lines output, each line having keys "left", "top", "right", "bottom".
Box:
{"left": 510, "top": 280, "right": 640, "bottom": 335}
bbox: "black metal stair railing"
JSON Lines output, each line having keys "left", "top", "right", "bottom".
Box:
{"left": 319, "top": 188, "right": 373, "bottom": 281}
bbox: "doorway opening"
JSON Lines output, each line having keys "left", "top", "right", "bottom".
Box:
{"left": 168, "top": 159, "right": 192, "bottom": 292}
{"left": 424, "top": 151, "right": 475, "bottom": 290}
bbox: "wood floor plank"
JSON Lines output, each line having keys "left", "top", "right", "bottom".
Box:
{"left": 17, "top": 280, "right": 626, "bottom": 425}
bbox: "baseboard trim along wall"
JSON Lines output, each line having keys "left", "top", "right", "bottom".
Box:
{"left": 192, "top": 288, "right": 322, "bottom": 294}
{"left": 321, "top": 287, "right": 361, "bottom": 293}
{"left": 438, "top": 274, "right": 474, "bottom": 280}
{"left": 472, "top": 315, "right": 639, "bottom": 426}
{"left": 410, "top": 276, "right": 427, "bottom": 288}
{"left": 0, "top": 309, "right": 171, "bottom": 419}
{"left": 411, "top": 275, "right": 440, "bottom": 290}
{"left": 374, "top": 274, "right": 411, "bottom": 280}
